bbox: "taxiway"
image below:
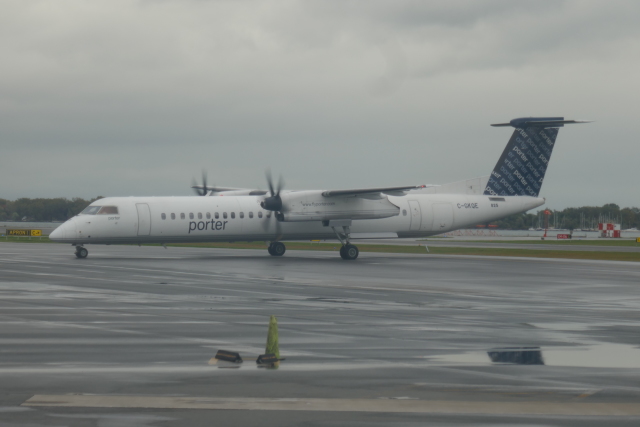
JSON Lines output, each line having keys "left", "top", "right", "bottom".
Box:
{"left": 1, "top": 243, "right": 639, "bottom": 426}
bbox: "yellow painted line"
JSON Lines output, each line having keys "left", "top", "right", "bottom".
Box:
{"left": 22, "top": 395, "right": 640, "bottom": 416}
{"left": 577, "top": 389, "right": 600, "bottom": 399}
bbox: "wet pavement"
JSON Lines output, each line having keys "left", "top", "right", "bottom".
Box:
{"left": 1, "top": 242, "right": 640, "bottom": 426}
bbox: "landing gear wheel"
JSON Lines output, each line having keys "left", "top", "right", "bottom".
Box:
{"left": 340, "top": 244, "right": 359, "bottom": 260}
{"left": 268, "top": 242, "right": 286, "bottom": 257}
{"left": 75, "top": 246, "right": 88, "bottom": 259}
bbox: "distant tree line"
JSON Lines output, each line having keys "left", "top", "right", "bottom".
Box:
{"left": 0, "top": 197, "right": 102, "bottom": 222}
{"left": 487, "top": 203, "right": 640, "bottom": 230}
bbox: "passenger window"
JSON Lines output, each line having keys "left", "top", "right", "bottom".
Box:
{"left": 189, "top": 213, "right": 194, "bottom": 219}
{"left": 171, "top": 213, "right": 176, "bottom": 220}
{"left": 206, "top": 212, "right": 211, "bottom": 219}
{"left": 97, "top": 206, "right": 119, "bottom": 215}
{"left": 239, "top": 212, "right": 244, "bottom": 219}
{"left": 198, "top": 212, "right": 202, "bottom": 219}
{"left": 249, "top": 212, "right": 253, "bottom": 219}
{"left": 180, "top": 213, "right": 185, "bottom": 220}
{"left": 161, "top": 213, "right": 166, "bottom": 220}
{"left": 403, "top": 209, "right": 407, "bottom": 216}
{"left": 231, "top": 212, "right": 236, "bottom": 219}
{"left": 215, "top": 212, "right": 219, "bottom": 219}
{"left": 223, "top": 212, "right": 227, "bottom": 219}
{"left": 266, "top": 212, "right": 271, "bottom": 218}
{"left": 258, "top": 212, "right": 263, "bottom": 218}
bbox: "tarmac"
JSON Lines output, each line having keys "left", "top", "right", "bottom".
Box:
{"left": 1, "top": 242, "right": 640, "bottom": 426}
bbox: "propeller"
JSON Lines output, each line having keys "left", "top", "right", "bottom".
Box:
{"left": 192, "top": 171, "right": 209, "bottom": 196}
{"left": 260, "top": 170, "right": 284, "bottom": 240}
{"left": 260, "top": 170, "right": 284, "bottom": 211}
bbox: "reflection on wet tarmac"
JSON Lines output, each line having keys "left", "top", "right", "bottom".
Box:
{"left": 433, "top": 342, "right": 640, "bottom": 368}
{"left": 487, "top": 347, "right": 544, "bottom": 365}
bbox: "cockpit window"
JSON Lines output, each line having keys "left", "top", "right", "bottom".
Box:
{"left": 80, "top": 206, "right": 101, "bottom": 215}
{"left": 97, "top": 206, "right": 119, "bottom": 215}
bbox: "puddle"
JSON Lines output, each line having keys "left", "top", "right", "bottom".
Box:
{"left": 429, "top": 343, "right": 640, "bottom": 368}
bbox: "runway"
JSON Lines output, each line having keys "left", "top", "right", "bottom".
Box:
{"left": 1, "top": 242, "right": 640, "bottom": 426}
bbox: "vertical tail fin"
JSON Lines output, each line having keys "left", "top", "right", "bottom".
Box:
{"left": 483, "top": 117, "right": 590, "bottom": 197}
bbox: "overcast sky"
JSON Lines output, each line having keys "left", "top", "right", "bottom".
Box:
{"left": 1, "top": 0, "right": 638, "bottom": 209}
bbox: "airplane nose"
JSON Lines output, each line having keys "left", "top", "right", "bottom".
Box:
{"left": 49, "top": 219, "right": 77, "bottom": 241}
{"left": 49, "top": 226, "right": 62, "bottom": 241}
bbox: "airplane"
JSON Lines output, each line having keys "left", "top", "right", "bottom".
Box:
{"left": 49, "top": 117, "right": 590, "bottom": 260}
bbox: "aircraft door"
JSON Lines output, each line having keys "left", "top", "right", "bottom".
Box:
{"left": 136, "top": 203, "right": 151, "bottom": 236}
{"left": 408, "top": 200, "right": 421, "bottom": 231}
{"left": 432, "top": 203, "right": 453, "bottom": 231}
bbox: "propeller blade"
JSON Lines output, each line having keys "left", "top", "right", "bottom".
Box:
{"left": 275, "top": 215, "right": 283, "bottom": 241}
{"left": 266, "top": 169, "right": 275, "bottom": 196}
{"left": 201, "top": 171, "right": 208, "bottom": 195}
{"left": 260, "top": 169, "right": 284, "bottom": 211}
{"left": 260, "top": 212, "right": 281, "bottom": 238}
{"left": 191, "top": 170, "right": 209, "bottom": 196}
{"left": 276, "top": 175, "right": 284, "bottom": 196}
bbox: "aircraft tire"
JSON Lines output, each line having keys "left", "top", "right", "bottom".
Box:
{"left": 267, "top": 245, "right": 275, "bottom": 256}
{"left": 271, "top": 242, "right": 286, "bottom": 256}
{"left": 75, "top": 247, "right": 88, "bottom": 259}
{"left": 339, "top": 246, "right": 347, "bottom": 259}
{"left": 340, "top": 244, "right": 359, "bottom": 260}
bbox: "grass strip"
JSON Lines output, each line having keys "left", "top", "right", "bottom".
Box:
{"left": 1, "top": 236, "right": 53, "bottom": 243}
{"left": 426, "top": 239, "right": 640, "bottom": 247}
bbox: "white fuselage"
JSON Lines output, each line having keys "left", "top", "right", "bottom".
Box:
{"left": 50, "top": 194, "right": 544, "bottom": 245}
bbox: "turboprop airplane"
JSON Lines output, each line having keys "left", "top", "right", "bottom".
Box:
{"left": 49, "top": 117, "right": 589, "bottom": 260}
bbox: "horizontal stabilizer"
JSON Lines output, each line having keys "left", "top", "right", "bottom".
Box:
{"left": 491, "top": 117, "right": 592, "bottom": 128}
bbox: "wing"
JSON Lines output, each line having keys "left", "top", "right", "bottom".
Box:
{"left": 321, "top": 185, "right": 429, "bottom": 198}
{"left": 191, "top": 186, "right": 268, "bottom": 196}
{"left": 191, "top": 185, "right": 241, "bottom": 192}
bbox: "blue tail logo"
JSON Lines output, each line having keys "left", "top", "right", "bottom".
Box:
{"left": 483, "top": 117, "right": 589, "bottom": 197}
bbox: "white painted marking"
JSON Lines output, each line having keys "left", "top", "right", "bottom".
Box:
{"left": 23, "top": 394, "right": 640, "bottom": 415}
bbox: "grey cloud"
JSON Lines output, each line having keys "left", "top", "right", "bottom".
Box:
{"left": 0, "top": 0, "right": 638, "bottom": 209}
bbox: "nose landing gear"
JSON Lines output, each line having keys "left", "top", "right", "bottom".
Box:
{"left": 268, "top": 242, "right": 286, "bottom": 256}
{"left": 74, "top": 246, "right": 88, "bottom": 259}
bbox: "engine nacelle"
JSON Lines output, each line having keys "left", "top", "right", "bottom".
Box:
{"left": 276, "top": 191, "right": 400, "bottom": 222}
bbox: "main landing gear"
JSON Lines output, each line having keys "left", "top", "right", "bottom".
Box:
{"left": 268, "top": 241, "right": 286, "bottom": 257}
{"left": 339, "top": 244, "right": 359, "bottom": 260}
{"left": 74, "top": 245, "right": 88, "bottom": 259}
{"left": 330, "top": 220, "right": 359, "bottom": 261}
